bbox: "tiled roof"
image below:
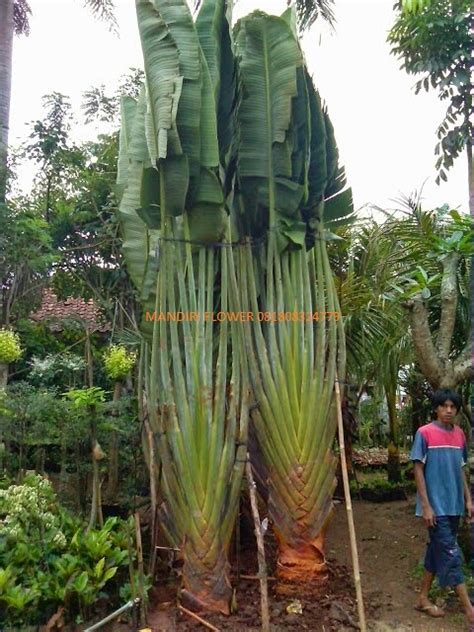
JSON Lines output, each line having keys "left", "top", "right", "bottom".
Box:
{"left": 30, "top": 289, "right": 110, "bottom": 332}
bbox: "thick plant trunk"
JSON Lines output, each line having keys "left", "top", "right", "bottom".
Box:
{"left": 180, "top": 540, "right": 232, "bottom": 614}
{"left": 0, "top": 362, "right": 8, "bottom": 389}
{"left": 275, "top": 532, "right": 327, "bottom": 581}
{"left": 106, "top": 380, "right": 122, "bottom": 500}
{"left": 266, "top": 455, "right": 337, "bottom": 582}
{"left": 0, "top": 0, "right": 14, "bottom": 203}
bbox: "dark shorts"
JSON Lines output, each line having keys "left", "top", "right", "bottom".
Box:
{"left": 424, "top": 515, "right": 464, "bottom": 587}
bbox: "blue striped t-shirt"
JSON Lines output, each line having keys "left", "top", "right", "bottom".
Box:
{"left": 410, "top": 421, "right": 468, "bottom": 517}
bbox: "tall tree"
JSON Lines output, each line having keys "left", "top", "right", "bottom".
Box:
{"left": 388, "top": 0, "right": 472, "bottom": 215}
{"left": 0, "top": 0, "right": 116, "bottom": 202}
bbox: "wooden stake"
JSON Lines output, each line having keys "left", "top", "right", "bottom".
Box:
{"left": 178, "top": 605, "right": 220, "bottom": 631}
{"left": 334, "top": 373, "right": 367, "bottom": 632}
{"left": 134, "top": 512, "right": 147, "bottom": 625}
{"left": 245, "top": 454, "right": 270, "bottom": 632}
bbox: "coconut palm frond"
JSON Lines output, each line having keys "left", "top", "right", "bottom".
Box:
{"left": 295, "top": 0, "right": 336, "bottom": 31}
{"left": 82, "top": 0, "right": 118, "bottom": 32}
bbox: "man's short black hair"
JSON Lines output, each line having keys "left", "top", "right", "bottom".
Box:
{"left": 431, "top": 389, "right": 462, "bottom": 412}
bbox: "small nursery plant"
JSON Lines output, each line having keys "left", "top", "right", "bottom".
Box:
{"left": 103, "top": 345, "right": 137, "bottom": 381}
{"left": 65, "top": 386, "right": 106, "bottom": 409}
{"left": 0, "top": 330, "right": 22, "bottom": 364}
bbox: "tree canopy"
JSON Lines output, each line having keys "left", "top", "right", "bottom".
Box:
{"left": 388, "top": 0, "right": 472, "bottom": 211}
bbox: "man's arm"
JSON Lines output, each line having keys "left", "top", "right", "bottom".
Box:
{"left": 462, "top": 469, "right": 472, "bottom": 521}
{"left": 414, "top": 461, "right": 437, "bottom": 527}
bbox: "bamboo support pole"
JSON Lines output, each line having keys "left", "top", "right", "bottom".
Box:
{"left": 334, "top": 374, "right": 367, "bottom": 632}
{"left": 246, "top": 455, "right": 270, "bottom": 632}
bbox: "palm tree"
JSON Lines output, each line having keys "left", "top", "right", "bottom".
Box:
{"left": 0, "top": 0, "right": 116, "bottom": 202}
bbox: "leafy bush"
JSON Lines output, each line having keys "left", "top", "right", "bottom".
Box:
{"left": 0, "top": 473, "right": 66, "bottom": 545}
{"left": 0, "top": 330, "right": 22, "bottom": 364}
{"left": 103, "top": 345, "right": 137, "bottom": 381}
{"left": 29, "top": 352, "right": 86, "bottom": 388}
{"left": 0, "top": 475, "right": 139, "bottom": 628}
{"left": 0, "top": 383, "right": 71, "bottom": 474}
{"left": 65, "top": 386, "right": 106, "bottom": 408}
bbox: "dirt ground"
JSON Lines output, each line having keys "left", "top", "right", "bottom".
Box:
{"left": 110, "top": 496, "right": 470, "bottom": 631}
{"left": 327, "top": 498, "right": 468, "bottom": 632}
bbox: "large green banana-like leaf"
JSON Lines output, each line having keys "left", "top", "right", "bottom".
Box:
{"left": 117, "top": 94, "right": 159, "bottom": 306}
{"left": 136, "top": 0, "right": 183, "bottom": 162}
{"left": 303, "top": 73, "right": 355, "bottom": 229}
{"left": 135, "top": 0, "right": 224, "bottom": 242}
{"left": 196, "top": 0, "right": 235, "bottom": 164}
{"left": 235, "top": 11, "right": 304, "bottom": 237}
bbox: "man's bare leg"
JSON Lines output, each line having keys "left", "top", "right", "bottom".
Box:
{"left": 454, "top": 583, "right": 474, "bottom": 623}
{"left": 417, "top": 570, "right": 436, "bottom": 608}
{"left": 415, "top": 570, "right": 445, "bottom": 617}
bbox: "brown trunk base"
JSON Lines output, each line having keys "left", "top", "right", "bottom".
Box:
{"left": 275, "top": 534, "right": 328, "bottom": 582}
{"left": 387, "top": 442, "right": 401, "bottom": 483}
{"left": 180, "top": 550, "right": 232, "bottom": 615}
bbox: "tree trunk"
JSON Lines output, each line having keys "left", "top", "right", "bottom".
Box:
{"left": 84, "top": 327, "right": 93, "bottom": 387}
{"left": 405, "top": 249, "right": 472, "bottom": 388}
{"left": 88, "top": 406, "right": 103, "bottom": 531}
{"left": 0, "top": 362, "right": 8, "bottom": 389}
{"left": 106, "top": 380, "right": 122, "bottom": 500}
{"left": 75, "top": 442, "right": 87, "bottom": 513}
{"left": 0, "top": 0, "right": 14, "bottom": 203}
{"left": 467, "top": 122, "right": 473, "bottom": 218}
{"left": 385, "top": 386, "right": 401, "bottom": 483}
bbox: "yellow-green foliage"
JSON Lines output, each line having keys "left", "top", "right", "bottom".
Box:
{"left": 103, "top": 345, "right": 137, "bottom": 381}
{"left": 0, "top": 330, "right": 22, "bottom": 364}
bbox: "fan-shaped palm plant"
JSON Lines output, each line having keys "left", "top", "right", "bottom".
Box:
{"left": 117, "top": 0, "right": 352, "bottom": 609}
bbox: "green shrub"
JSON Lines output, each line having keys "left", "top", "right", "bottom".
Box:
{"left": 0, "top": 475, "right": 141, "bottom": 628}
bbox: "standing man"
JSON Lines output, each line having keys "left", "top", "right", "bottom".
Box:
{"left": 411, "top": 389, "right": 473, "bottom": 623}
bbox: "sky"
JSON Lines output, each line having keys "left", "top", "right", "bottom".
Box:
{"left": 9, "top": 0, "right": 468, "bottom": 214}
